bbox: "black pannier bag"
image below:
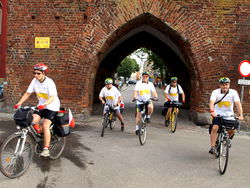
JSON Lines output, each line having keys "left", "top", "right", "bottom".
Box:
{"left": 53, "top": 111, "right": 70, "bottom": 137}
{"left": 161, "top": 107, "right": 168, "bottom": 116}
{"left": 13, "top": 108, "right": 33, "bottom": 127}
{"left": 222, "top": 119, "right": 239, "bottom": 130}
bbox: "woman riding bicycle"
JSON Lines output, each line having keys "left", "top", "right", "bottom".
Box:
{"left": 164, "top": 77, "right": 185, "bottom": 126}
{"left": 209, "top": 77, "right": 244, "bottom": 154}
{"left": 14, "top": 63, "right": 60, "bottom": 157}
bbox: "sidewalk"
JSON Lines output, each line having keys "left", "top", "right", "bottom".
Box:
{"left": 0, "top": 112, "right": 12, "bottom": 121}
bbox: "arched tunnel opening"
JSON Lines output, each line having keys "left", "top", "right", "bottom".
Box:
{"left": 94, "top": 32, "right": 191, "bottom": 106}
{"left": 92, "top": 13, "right": 196, "bottom": 115}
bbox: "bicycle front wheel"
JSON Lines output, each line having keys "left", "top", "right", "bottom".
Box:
{"left": 139, "top": 119, "right": 147, "bottom": 145}
{"left": 109, "top": 113, "right": 115, "bottom": 130}
{"left": 49, "top": 136, "right": 66, "bottom": 160}
{"left": 0, "top": 133, "right": 34, "bottom": 178}
{"left": 170, "top": 111, "right": 177, "bottom": 133}
{"left": 219, "top": 137, "right": 229, "bottom": 175}
{"left": 101, "top": 113, "right": 109, "bottom": 137}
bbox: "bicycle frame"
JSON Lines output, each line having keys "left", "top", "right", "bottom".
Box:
{"left": 105, "top": 104, "right": 117, "bottom": 122}
{"left": 166, "top": 101, "right": 182, "bottom": 133}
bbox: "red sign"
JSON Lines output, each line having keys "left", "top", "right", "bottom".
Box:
{"left": 238, "top": 60, "right": 250, "bottom": 77}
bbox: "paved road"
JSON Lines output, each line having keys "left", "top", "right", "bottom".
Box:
{"left": 0, "top": 85, "right": 250, "bottom": 188}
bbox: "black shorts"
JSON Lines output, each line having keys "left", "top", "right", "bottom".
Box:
{"left": 209, "top": 117, "right": 223, "bottom": 134}
{"left": 33, "top": 109, "right": 57, "bottom": 121}
{"left": 135, "top": 101, "right": 152, "bottom": 113}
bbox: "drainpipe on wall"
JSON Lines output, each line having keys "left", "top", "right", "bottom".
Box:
{"left": 0, "top": 0, "right": 7, "bottom": 81}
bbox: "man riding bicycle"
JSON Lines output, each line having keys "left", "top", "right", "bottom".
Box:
{"left": 209, "top": 77, "right": 244, "bottom": 154}
{"left": 133, "top": 71, "right": 158, "bottom": 135}
{"left": 99, "top": 78, "right": 125, "bottom": 131}
{"left": 14, "top": 63, "right": 60, "bottom": 157}
{"left": 164, "top": 77, "right": 185, "bottom": 126}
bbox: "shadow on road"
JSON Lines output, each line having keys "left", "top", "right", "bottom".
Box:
{"left": 0, "top": 119, "right": 94, "bottom": 175}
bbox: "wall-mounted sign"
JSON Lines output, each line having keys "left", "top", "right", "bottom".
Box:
{"left": 238, "top": 60, "right": 250, "bottom": 77}
{"left": 35, "top": 37, "right": 50, "bottom": 48}
{"left": 238, "top": 79, "right": 250, "bottom": 85}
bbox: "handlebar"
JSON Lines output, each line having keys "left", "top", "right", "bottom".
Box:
{"left": 168, "top": 101, "right": 182, "bottom": 107}
{"left": 216, "top": 115, "right": 238, "bottom": 120}
{"left": 17, "top": 106, "right": 38, "bottom": 112}
{"left": 132, "top": 97, "right": 158, "bottom": 103}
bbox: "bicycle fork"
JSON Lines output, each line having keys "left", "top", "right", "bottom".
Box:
{"left": 14, "top": 129, "right": 28, "bottom": 156}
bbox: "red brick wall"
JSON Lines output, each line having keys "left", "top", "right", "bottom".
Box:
{"left": 4, "top": 0, "right": 250, "bottom": 116}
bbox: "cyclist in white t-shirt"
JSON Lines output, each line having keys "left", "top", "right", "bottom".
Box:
{"left": 133, "top": 72, "right": 158, "bottom": 135}
{"left": 164, "top": 77, "right": 185, "bottom": 126}
{"left": 99, "top": 78, "right": 125, "bottom": 131}
{"left": 14, "top": 63, "right": 60, "bottom": 157}
{"left": 208, "top": 77, "right": 244, "bottom": 154}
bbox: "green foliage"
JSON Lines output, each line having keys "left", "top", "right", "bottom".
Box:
{"left": 134, "top": 48, "right": 168, "bottom": 84}
{"left": 117, "top": 57, "right": 140, "bottom": 79}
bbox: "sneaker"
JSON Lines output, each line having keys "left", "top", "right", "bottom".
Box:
{"left": 40, "top": 148, "right": 50, "bottom": 157}
{"left": 208, "top": 146, "right": 217, "bottom": 155}
{"left": 146, "top": 118, "right": 151, "bottom": 123}
{"left": 135, "top": 130, "right": 139, "bottom": 135}
{"left": 121, "top": 125, "right": 124, "bottom": 132}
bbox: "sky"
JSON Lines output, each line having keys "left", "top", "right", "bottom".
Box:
{"left": 130, "top": 50, "right": 148, "bottom": 72}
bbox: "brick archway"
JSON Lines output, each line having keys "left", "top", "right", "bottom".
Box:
{"left": 5, "top": 0, "right": 249, "bottom": 123}
{"left": 67, "top": 1, "right": 216, "bottom": 117}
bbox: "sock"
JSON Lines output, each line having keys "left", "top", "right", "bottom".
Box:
{"left": 136, "top": 125, "right": 139, "bottom": 130}
{"left": 43, "top": 146, "right": 49, "bottom": 150}
{"left": 147, "top": 115, "right": 151, "bottom": 118}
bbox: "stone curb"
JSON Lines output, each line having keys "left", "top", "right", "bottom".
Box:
{"left": 0, "top": 112, "right": 13, "bottom": 120}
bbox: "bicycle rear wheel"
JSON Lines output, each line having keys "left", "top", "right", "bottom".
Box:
{"left": 49, "top": 136, "right": 66, "bottom": 160}
{"left": 0, "top": 133, "right": 34, "bottom": 178}
{"left": 170, "top": 111, "right": 177, "bottom": 133}
{"left": 219, "top": 137, "right": 229, "bottom": 175}
{"left": 101, "top": 113, "right": 109, "bottom": 137}
{"left": 139, "top": 118, "right": 147, "bottom": 145}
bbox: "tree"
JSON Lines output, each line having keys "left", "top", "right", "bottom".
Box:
{"left": 116, "top": 57, "right": 140, "bottom": 80}
{"left": 134, "top": 48, "right": 168, "bottom": 85}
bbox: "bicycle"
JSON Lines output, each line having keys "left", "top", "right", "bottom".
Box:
{"left": 0, "top": 106, "right": 66, "bottom": 178}
{"left": 165, "top": 101, "right": 182, "bottom": 133}
{"left": 101, "top": 104, "right": 117, "bottom": 137}
{"left": 133, "top": 98, "right": 158, "bottom": 145}
{"left": 214, "top": 116, "right": 239, "bottom": 175}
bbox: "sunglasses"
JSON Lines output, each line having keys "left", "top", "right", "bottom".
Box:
{"left": 34, "top": 72, "right": 42, "bottom": 75}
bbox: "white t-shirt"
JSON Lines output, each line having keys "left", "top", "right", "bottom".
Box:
{"left": 164, "top": 84, "right": 184, "bottom": 101}
{"left": 99, "top": 86, "right": 121, "bottom": 105}
{"left": 210, "top": 88, "right": 240, "bottom": 118}
{"left": 134, "top": 80, "right": 156, "bottom": 103}
{"left": 27, "top": 77, "right": 60, "bottom": 111}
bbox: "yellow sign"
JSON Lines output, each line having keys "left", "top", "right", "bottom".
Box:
{"left": 35, "top": 37, "right": 50, "bottom": 48}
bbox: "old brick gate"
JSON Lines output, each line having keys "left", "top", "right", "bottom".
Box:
{"left": 2, "top": 0, "right": 250, "bottom": 124}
